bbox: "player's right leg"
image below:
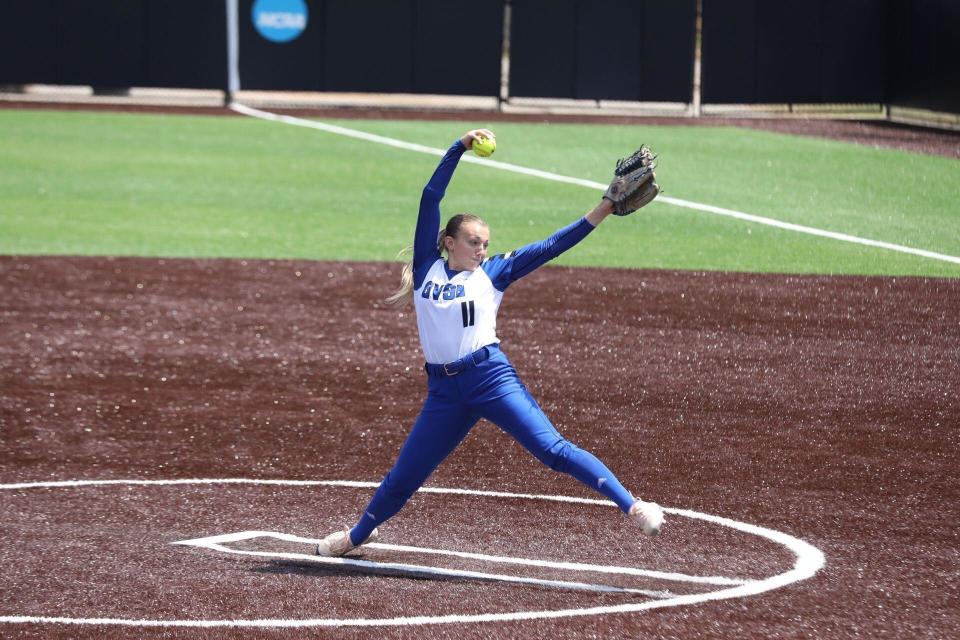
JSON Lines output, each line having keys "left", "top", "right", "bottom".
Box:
{"left": 317, "top": 388, "right": 479, "bottom": 556}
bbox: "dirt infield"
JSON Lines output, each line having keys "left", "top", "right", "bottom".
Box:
{"left": 1, "top": 256, "right": 958, "bottom": 639}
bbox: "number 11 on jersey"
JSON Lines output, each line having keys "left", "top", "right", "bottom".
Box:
{"left": 460, "top": 300, "right": 476, "bottom": 327}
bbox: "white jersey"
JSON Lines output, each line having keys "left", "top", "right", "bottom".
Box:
{"left": 410, "top": 139, "right": 595, "bottom": 365}
{"left": 413, "top": 258, "right": 503, "bottom": 364}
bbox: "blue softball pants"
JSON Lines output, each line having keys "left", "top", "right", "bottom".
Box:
{"left": 349, "top": 345, "right": 635, "bottom": 545}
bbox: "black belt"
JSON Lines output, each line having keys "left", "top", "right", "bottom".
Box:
{"left": 424, "top": 345, "right": 495, "bottom": 377}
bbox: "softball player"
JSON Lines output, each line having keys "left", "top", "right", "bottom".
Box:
{"left": 317, "top": 129, "right": 663, "bottom": 556}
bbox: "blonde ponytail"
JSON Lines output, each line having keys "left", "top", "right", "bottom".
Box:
{"left": 385, "top": 213, "right": 486, "bottom": 307}
{"left": 385, "top": 247, "right": 415, "bottom": 307}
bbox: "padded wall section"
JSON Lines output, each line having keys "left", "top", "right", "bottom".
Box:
{"left": 238, "top": 0, "right": 324, "bottom": 91}
{"left": 146, "top": 1, "right": 227, "bottom": 89}
{"left": 0, "top": 0, "right": 60, "bottom": 84}
{"left": 413, "top": 0, "right": 503, "bottom": 96}
{"left": 510, "top": 0, "right": 694, "bottom": 101}
{"left": 886, "top": 0, "right": 960, "bottom": 112}
{"left": 702, "top": 0, "right": 885, "bottom": 104}
{"left": 57, "top": 0, "right": 147, "bottom": 88}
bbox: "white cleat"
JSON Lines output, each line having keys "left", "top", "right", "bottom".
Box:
{"left": 629, "top": 500, "right": 664, "bottom": 537}
{"left": 315, "top": 527, "right": 379, "bottom": 557}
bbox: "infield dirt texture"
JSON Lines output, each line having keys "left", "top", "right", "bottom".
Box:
{"left": 2, "top": 255, "right": 958, "bottom": 639}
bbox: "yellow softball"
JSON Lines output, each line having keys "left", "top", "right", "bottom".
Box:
{"left": 472, "top": 135, "right": 496, "bottom": 158}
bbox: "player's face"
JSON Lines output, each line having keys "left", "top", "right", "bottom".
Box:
{"left": 446, "top": 222, "right": 490, "bottom": 272}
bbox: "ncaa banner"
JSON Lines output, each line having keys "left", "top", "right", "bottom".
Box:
{"left": 252, "top": 0, "right": 308, "bottom": 43}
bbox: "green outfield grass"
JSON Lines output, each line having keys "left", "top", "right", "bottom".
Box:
{"left": 1, "top": 108, "right": 958, "bottom": 277}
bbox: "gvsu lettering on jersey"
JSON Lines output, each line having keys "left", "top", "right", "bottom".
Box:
{"left": 421, "top": 281, "right": 466, "bottom": 301}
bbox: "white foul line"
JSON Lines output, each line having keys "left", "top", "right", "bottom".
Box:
{"left": 0, "top": 477, "right": 825, "bottom": 628}
{"left": 229, "top": 102, "right": 960, "bottom": 266}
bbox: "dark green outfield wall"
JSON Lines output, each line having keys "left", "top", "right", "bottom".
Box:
{"left": 0, "top": 0, "right": 957, "bottom": 112}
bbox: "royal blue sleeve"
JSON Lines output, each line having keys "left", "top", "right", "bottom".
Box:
{"left": 413, "top": 140, "right": 467, "bottom": 288}
{"left": 482, "top": 217, "right": 596, "bottom": 291}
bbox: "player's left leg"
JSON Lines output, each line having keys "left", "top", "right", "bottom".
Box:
{"left": 478, "top": 381, "right": 636, "bottom": 513}
{"left": 479, "top": 381, "right": 663, "bottom": 535}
